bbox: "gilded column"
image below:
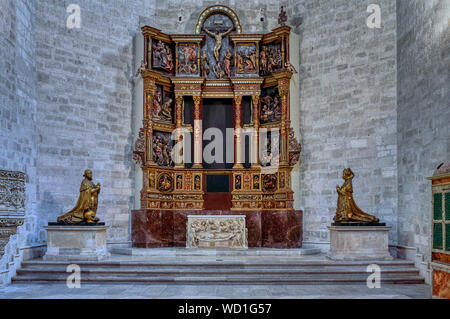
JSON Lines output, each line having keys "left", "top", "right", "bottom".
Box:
{"left": 193, "top": 95, "right": 203, "bottom": 168}
{"left": 278, "top": 78, "right": 290, "bottom": 165}
{"left": 251, "top": 95, "right": 260, "bottom": 167}
{"left": 174, "top": 94, "right": 184, "bottom": 168}
{"left": 233, "top": 95, "right": 243, "bottom": 169}
{"left": 143, "top": 75, "right": 156, "bottom": 166}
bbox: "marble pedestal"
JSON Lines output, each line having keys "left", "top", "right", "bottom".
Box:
{"left": 44, "top": 225, "right": 110, "bottom": 261}
{"left": 327, "top": 225, "right": 393, "bottom": 261}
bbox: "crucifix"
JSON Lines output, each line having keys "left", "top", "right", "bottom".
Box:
{"left": 202, "top": 25, "right": 235, "bottom": 62}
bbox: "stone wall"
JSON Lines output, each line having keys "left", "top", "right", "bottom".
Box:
{"left": 288, "top": 0, "right": 398, "bottom": 248}
{"left": 33, "top": 0, "right": 157, "bottom": 244}
{"left": 397, "top": 0, "right": 450, "bottom": 262}
{"left": 0, "top": 0, "right": 42, "bottom": 286}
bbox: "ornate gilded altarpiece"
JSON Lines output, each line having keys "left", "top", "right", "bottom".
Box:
{"left": 132, "top": 6, "right": 302, "bottom": 248}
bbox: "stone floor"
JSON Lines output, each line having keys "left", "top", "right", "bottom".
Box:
{"left": 0, "top": 283, "right": 430, "bottom": 299}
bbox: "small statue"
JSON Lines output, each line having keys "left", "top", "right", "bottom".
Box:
{"left": 334, "top": 168, "right": 379, "bottom": 223}
{"left": 223, "top": 49, "right": 233, "bottom": 77}
{"left": 57, "top": 170, "right": 101, "bottom": 224}
{"left": 213, "top": 62, "right": 226, "bottom": 79}
{"left": 278, "top": 6, "right": 288, "bottom": 26}
{"left": 284, "top": 61, "right": 297, "bottom": 74}
{"left": 135, "top": 59, "right": 147, "bottom": 77}
{"left": 201, "top": 50, "right": 210, "bottom": 77}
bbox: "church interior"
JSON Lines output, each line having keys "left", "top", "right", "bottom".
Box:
{"left": 0, "top": 0, "right": 449, "bottom": 300}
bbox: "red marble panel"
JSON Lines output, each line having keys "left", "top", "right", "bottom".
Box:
{"left": 433, "top": 269, "right": 450, "bottom": 299}
{"left": 261, "top": 210, "right": 302, "bottom": 248}
{"left": 204, "top": 193, "right": 232, "bottom": 210}
{"left": 131, "top": 209, "right": 302, "bottom": 248}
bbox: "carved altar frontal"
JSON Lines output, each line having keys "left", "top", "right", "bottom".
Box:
{"left": 187, "top": 215, "right": 247, "bottom": 249}
{"left": 132, "top": 5, "right": 302, "bottom": 249}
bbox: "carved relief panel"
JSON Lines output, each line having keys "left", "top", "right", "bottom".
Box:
{"left": 151, "top": 39, "right": 175, "bottom": 74}
{"left": 177, "top": 44, "right": 200, "bottom": 76}
{"left": 152, "top": 131, "right": 174, "bottom": 167}
{"left": 260, "top": 86, "right": 281, "bottom": 124}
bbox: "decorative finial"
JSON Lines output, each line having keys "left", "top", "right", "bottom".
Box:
{"left": 284, "top": 60, "right": 297, "bottom": 74}
{"left": 136, "top": 59, "right": 147, "bottom": 77}
{"left": 278, "top": 6, "right": 287, "bottom": 26}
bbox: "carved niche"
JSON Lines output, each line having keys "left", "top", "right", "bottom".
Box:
{"left": 0, "top": 170, "right": 26, "bottom": 256}
{"left": 133, "top": 127, "right": 145, "bottom": 165}
{"left": 288, "top": 128, "right": 302, "bottom": 166}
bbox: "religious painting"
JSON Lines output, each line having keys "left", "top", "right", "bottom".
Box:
{"left": 152, "top": 131, "right": 174, "bottom": 167}
{"left": 152, "top": 85, "right": 174, "bottom": 123}
{"left": 235, "top": 44, "right": 258, "bottom": 74}
{"left": 260, "top": 86, "right": 281, "bottom": 124}
{"left": 252, "top": 174, "right": 260, "bottom": 190}
{"left": 177, "top": 43, "right": 199, "bottom": 76}
{"left": 151, "top": 39, "right": 174, "bottom": 74}
{"left": 176, "top": 174, "right": 183, "bottom": 190}
{"left": 234, "top": 174, "right": 242, "bottom": 190}
{"left": 260, "top": 43, "right": 282, "bottom": 76}
{"left": 262, "top": 174, "right": 277, "bottom": 192}
{"left": 157, "top": 172, "right": 173, "bottom": 192}
{"left": 193, "top": 174, "right": 202, "bottom": 191}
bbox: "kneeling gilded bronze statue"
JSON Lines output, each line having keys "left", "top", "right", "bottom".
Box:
{"left": 57, "top": 170, "right": 101, "bottom": 224}
{"left": 334, "top": 168, "right": 379, "bottom": 224}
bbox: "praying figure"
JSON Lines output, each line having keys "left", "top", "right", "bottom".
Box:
{"left": 57, "top": 170, "right": 101, "bottom": 224}
{"left": 202, "top": 25, "right": 235, "bottom": 62}
{"left": 334, "top": 168, "right": 379, "bottom": 223}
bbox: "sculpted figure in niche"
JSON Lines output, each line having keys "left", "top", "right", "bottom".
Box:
{"left": 223, "top": 49, "right": 233, "bottom": 77}
{"left": 201, "top": 50, "right": 210, "bottom": 77}
{"left": 213, "top": 62, "right": 226, "bottom": 79}
{"left": 152, "top": 87, "right": 162, "bottom": 120}
{"left": 334, "top": 168, "right": 379, "bottom": 223}
{"left": 57, "top": 170, "right": 100, "bottom": 224}
{"left": 202, "top": 25, "right": 235, "bottom": 62}
{"left": 159, "top": 98, "right": 173, "bottom": 122}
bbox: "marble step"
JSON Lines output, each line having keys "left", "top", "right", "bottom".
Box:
{"left": 20, "top": 259, "right": 416, "bottom": 267}
{"left": 12, "top": 273, "right": 425, "bottom": 284}
{"left": 16, "top": 267, "right": 420, "bottom": 275}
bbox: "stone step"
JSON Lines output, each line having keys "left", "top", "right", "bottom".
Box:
{"left": 16, "top": 267, "right": 420, "bottom": 275}
{"left": 12, "top": 273, "right": 425, "bottom": 284}
{"left": 12, "top": 257, "right": 423, "bottom": 285}
{"left": 112, "top": 247, "right": 322, "bottom": 256}
{"left": 20, "top": 259, "right": 416, "bottom": 267}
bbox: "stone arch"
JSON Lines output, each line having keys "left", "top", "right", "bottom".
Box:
{"left": 194, "top": 5, "right": 242, "bottom": 34}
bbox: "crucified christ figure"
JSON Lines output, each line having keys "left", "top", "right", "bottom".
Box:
{"left": 202, "top": 25, "right": 235, "bottom": 62}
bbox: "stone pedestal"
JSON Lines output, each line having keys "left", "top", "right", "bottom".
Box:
{"left": 44, "top": 225, "right": 110, "bottom": 261}
{"left": 187, "top": 215, "right": 247, "bottom": 249}
{"left": 327, "top": 225, "right": 393, "bottom": 261}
